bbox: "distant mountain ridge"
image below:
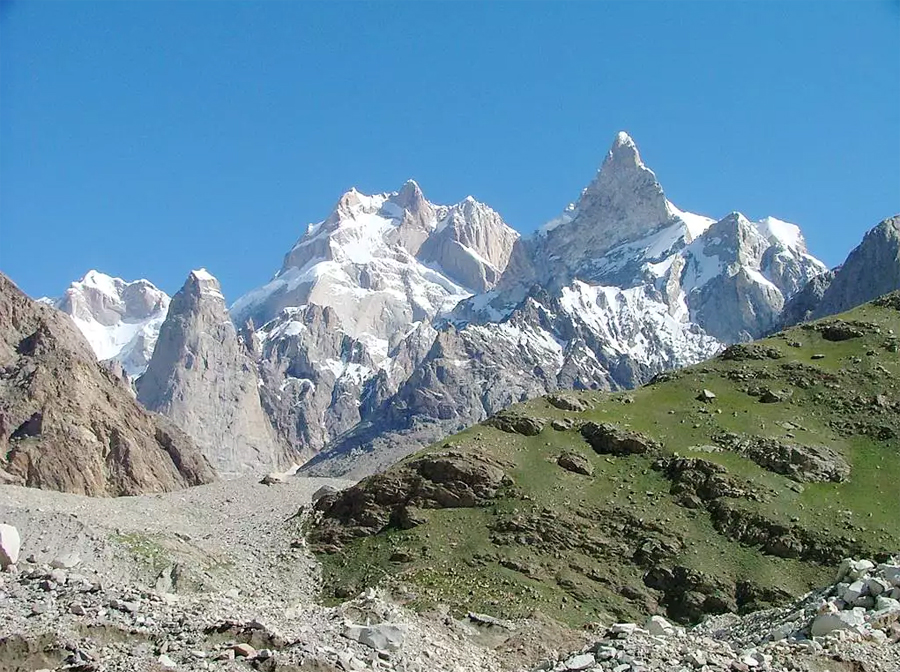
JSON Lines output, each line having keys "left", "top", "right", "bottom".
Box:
{"left": 34, "top": 133, "right": 900, "bottom": 480}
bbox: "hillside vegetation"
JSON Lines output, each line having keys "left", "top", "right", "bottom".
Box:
{"left": 308, "top": 292, "right": 900, "bottom": 627}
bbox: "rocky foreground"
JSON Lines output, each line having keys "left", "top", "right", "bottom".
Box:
{"left": 0, "top": 473, "right": 897, "bottom": 671}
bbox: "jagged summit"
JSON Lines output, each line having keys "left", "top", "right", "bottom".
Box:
{"left": 536, "top": 132, "right": 679, "bottom": 280}
{"left": 231, "top": 181, "right": 520, "bottom": 332}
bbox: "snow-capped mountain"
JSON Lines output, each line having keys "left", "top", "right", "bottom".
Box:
{"left": 266, "top": 132, "right": 827, "bottom": 476}
{"left": 45, "top": 271, "right": 170, "bottom": 378}
{"left": 45, "top": 132, "right": 837, "bottom": 478}
{"left": 230, "top": 181, "right": 521, "bottom": 455}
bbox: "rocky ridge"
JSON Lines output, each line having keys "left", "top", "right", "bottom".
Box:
{"left": 0, "top": 272, "right": 215, "bottom": 496}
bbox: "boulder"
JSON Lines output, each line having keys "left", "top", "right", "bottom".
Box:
{"left": 557, "top": 452, "right": 594, "bottom": 476}
{"left": 311, "top": 485, "right": 339, "bottom": 503}
{"left": 563, "top": 653, "right": 595, "bottom": 670}
{"left": 485, "top": 412, "right": 545, "bottom": 436}
{"left": 646, "top": 615, "right": 676, "bottom": 637}
{"left": 51, "top": 553, "right": 81, "bottom": 569}
{"left": 696, "top": 389, "right": 717, "bottom": 403}
{"left": 343, "top": 623, "right": 406, "bottom": 652}
{"left": 259, "top": 473, "right": 284, "bottom": 486}
{"left": 581, "top": 422, "right": 661, "bottom": 456}
{"left": 810, "top": 608, "right": 866, "bottom": 637}
{"left": 546, "top": 394, "right": 593, "bottom": 412}
{"left": 0, "top": 523, "right": 20, "bottom": 568}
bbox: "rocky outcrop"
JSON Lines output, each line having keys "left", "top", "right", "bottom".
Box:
{"left": 310, "top": 451, "right": 511, "bottom": 550}
{"left": 137, "top": 270, "right": 287, "bottom": 476}
{"left": 0, "top": 273, "right": 214, "bottom": 496}
{"left": 713, "top": 433, "right": 850, "bottom": 483}
{"left": 581, "top": 422, "right": 661, "bottom": 456}
{"left": 46, "top": 270, "right": 170, "bottom": 378}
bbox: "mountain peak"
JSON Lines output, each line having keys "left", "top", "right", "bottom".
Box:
{"left": 184, "top": 268, "right": 224, "bottom": 300}
{"left": 76, "top": 270, "right": 122, "bottom": 298}
{"left": 603, "top": 130, "right": 645, "bottom": 171}
{"left": 391, "top": 179, "right": 429, "bottom": 213}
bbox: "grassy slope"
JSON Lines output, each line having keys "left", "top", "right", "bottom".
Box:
{"left": 314, "top": 296, "right": 900, "bottom": 627}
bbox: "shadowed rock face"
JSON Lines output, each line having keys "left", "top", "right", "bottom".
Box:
{"left": 137, "top": 270, "right": 288, "bottom": 476}
{"left": 0, "top": 273, "right": 215, "bottom": 496}
{"left": 813, "top": 216, "right": 900, "bottom": 319}
{"left": 783, "top": 216, "right": 900, "bottom": 327}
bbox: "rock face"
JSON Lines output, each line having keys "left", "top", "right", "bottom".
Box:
{"left": 44, "top": 270, "right": 170, "bottom": 378}
{"left": 137, "top": 270, "right": 287, "bottom": 476}
{"left": 797, "top": 215, "right": 900, "bottom": 322}
{"left": 0, "top": 273, "right": 214, "bottom": 495}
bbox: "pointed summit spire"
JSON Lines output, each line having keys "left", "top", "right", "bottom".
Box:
{"left": 605, "top": 131, "right": 645, "bottom": 169}
{"left": 392, "top": 179, "right": 428, "bottom": 213}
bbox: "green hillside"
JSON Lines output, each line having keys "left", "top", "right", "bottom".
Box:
{"left": 308, "top": 292, "right": 900, "bottom": 627}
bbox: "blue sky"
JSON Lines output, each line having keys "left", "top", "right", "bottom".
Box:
{"left": 1, "top": 1, "right": 898, "bottom": 301}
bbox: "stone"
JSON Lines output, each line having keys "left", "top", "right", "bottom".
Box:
{"left": 810, "top": 608, "right": 866, "bottom": 637}
{"left": 259, "top": 473, "right": 284, "bottom": 485}
{"left": 343, "top": 623, "right": 407, "bottom": 652}
{"left": 557, "top": 452, "right": 594, "bottom": 476}
{"left": 70, "top": 603, "right": 87, "bottom": 616}
{"left": 564, "top": 653, "right": 595, "bottom": 670}
{"left": 547, "top": 394, "right": 593, "bottom": 412}
{"left": 311, "top": 485, "right": 339, "bottom": 503}
{"left": 875, "top": 595, "right": 900, "bottom": 612}
{"left": 0, "top": 524, "right": 20, "bottom": 568}
{"left": 843, "top": 580, "right": 867, "bottom": 603}
{"left": 696, "top": 389, "right": 716, "bottom": 403}
{"left": 232, "top": 643, "right": 256, "bottom": 658}
{"left": 50, "top": 553, "right": 81, "bottom": 569}
{"left": 646, "top": 615, "right": 675, "bottom": 637}
{"left": 581, "top": 423, "right": 661, "bottom": 456}
{"left": 685, "top": 650, "right": 707, "bottom": 667}
{"left": 158, "top": 654, "right": 177, "bottom": 668}
{"left": 610, "top": 622, "right": 639, "bottom": 637}
{"left": 484, "top": 412, "right": 545, "bottom": 436}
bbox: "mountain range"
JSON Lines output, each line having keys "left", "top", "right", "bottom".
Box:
{"left": 37, "top": 133, "right": 900, "bottom": 481}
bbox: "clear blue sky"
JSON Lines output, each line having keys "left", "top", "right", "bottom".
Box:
{"left": 2, "top": 1, "right": 898, "bottom": 301}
